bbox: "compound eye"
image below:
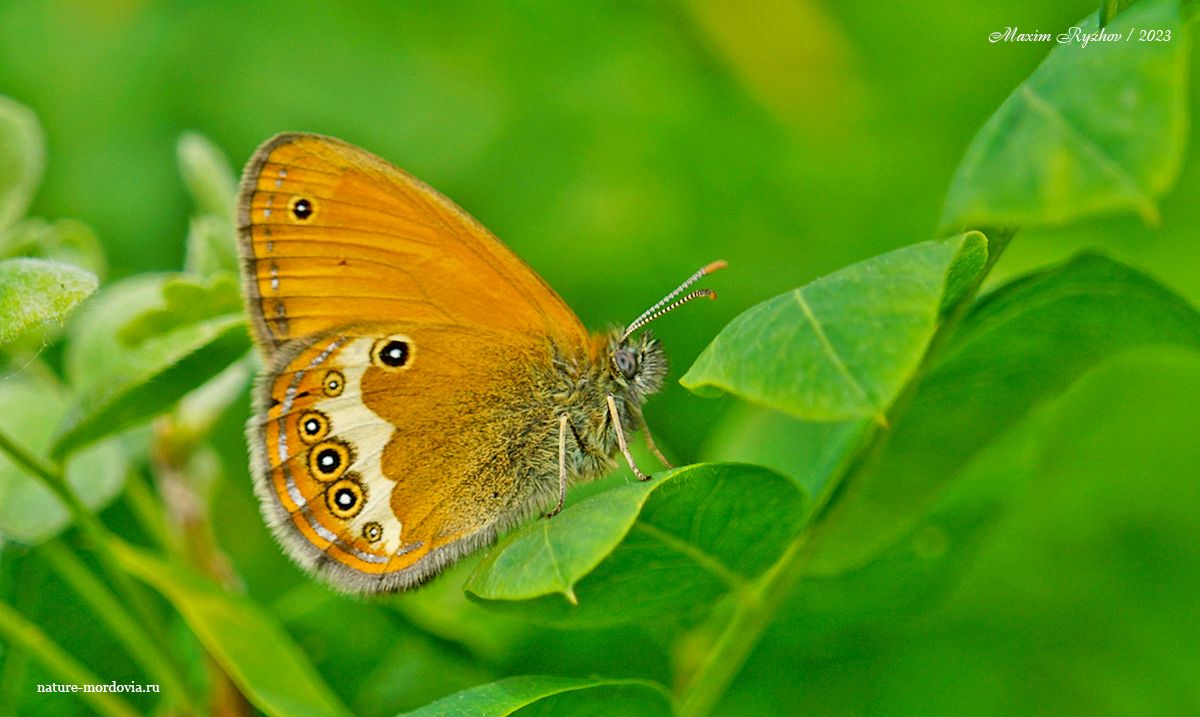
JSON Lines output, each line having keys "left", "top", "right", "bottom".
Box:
{"left": 614, "top": 349, "right": 638, "bottom": 380}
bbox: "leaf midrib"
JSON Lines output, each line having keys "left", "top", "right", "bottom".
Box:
{"left": 792, "top": 289, "right": 884, "bottom": 419}
{"left": 632, "top": 521, "right": 746, "bottom": 592}
{"left": 1019, "top": 84, "right": 1158, "bottom": 218}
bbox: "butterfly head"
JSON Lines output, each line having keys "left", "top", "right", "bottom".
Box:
{"left": 609, "top": 330, "right": 668, "bottom": 400}
{"left": 610, "top": 260, "right": 727, "bottom": 401}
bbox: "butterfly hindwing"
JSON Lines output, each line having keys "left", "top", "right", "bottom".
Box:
{"left": 249, "top": 323, "right": 560, "bottom": 593}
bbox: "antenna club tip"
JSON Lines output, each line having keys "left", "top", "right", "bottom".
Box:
{"left": 703, "top": 260, "right": 729, "bottom": 275}
{"left": 705, "top": 289, "right": 718, "bottom": 301}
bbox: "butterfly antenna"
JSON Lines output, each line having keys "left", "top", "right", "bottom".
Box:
{"left": 621, "top": 260, "right": 726, "bottom": 341}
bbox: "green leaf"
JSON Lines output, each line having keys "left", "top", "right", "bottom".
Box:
{"left": 183, "top": 214, "right": 238, "bottom": 277}
{"left": 118, "top": 273, "right": 242, "bottom": 343}
{"left": 468, "top": 483, "right": 644, "bottom": 605}
{"left": 52, "top": 274, "right": 250, "bottom": 457}
{"left": 466, "top": 463, "right": 807, "bottom": 627}
{"left": 0, "top": 371, "right": 125, "bottom": 544}
{"left": 940, "top": 0, "right": 1186, "bottom": 232}
{"left": 0, "top": 218, "right": 107, "bottom": 279}
{"left": 112, "top": 542, "right": 353, "bottom": 717}
{"left": 702, "top": 405, "right": 869, "bottom": 500}
{"left": 0, "top": 257, "right": 98, "bottom": 346}
{"left": 682, "top": 233, "right": 987, "bottom": 423}
{"left": 177, "top": 132, "right": 237, "bottom": 219}
{"left": 807, "top": 253, "right": 1200, "bottom": 573}
{"left": 0, "top": 96, "right": 44, "bottom": 233}
{"left": 397, "top": 675, "right": 674, "bottom": 717}
{"left": 939, "top": 231, "right": 988, "bottom": 310}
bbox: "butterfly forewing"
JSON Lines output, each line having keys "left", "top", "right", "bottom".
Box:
{"left": 236, "top": 133, "right": 589, "bottom": 358}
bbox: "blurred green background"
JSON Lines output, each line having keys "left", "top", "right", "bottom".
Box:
{"left": 1, "top": 0, "right": 1198, "bottom": 715}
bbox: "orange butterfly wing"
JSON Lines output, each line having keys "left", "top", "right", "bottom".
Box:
{"left": 251, "top": 327, "right": 560, "bottom": 592}
{"left": 236, "top": 133, "right": 589, "bottom": 357}
{"left": 237, "top": 134, "right": 592, "bottom": 592}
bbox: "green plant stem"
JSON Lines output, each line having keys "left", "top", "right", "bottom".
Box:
{"left": 122, "top": 468, "right": 174, "bottom": 551}
{"left": 678, "top": 536, "right": 809, "bottom": 717}
{"left": 40, "top": 540, "right": 197, "bottom": 714}
{"left": 0, "top": 599, "right": 140, "bottom": 717}
{"left": 678, "top": 229, "right": 1016, "bottom": 717}
{"left": 0, "top": 430, "right": 166, "bottom": 654}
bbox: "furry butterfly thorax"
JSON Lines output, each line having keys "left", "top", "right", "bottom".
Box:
{"left": 236, "top": 133, "right": 722, "bottom": 594}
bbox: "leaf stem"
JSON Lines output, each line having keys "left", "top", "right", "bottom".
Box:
{"left": 0, "top": 599, "right": 140, "bottom": 717}
{"left": 0, "top": 427, "right": 60, "bottom": 488}
{"left": 677, "top": 229, "right": 1016, "bottom": 716}
{"left": 121, "top": 467, "right": 174, "bottom": 551}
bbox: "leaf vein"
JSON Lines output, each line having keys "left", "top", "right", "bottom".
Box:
{"left": 633, "top": 521, "right": 745, "bottom": 591}
{"left": 540, "top": 523, "right": 571, "bottom": 592}
{"left": 792, "top": 290, "right": 883, "bottom": 418}
{"left": 1019, "top": 84, "right": 1158, "bottom": 219}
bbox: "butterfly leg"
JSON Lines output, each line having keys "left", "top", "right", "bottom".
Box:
{"left": 606, "top": 394, "right": 649, "bottom": 481}
{"left": 545, "top": 414, "right": 570, "bottom": 518}
{"left": 643, "top": 428, "right": 674, "bottom": 470}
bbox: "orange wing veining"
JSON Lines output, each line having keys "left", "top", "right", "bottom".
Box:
{"left": 235, "top": 133, "right": 589, "bottom": 356}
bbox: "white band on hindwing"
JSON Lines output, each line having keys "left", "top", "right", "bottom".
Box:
{"left": 272, "top": 336, "right": 421, "bottom": 568}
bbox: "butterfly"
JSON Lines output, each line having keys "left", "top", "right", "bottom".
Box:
{"left": 236, "top": 133, "right": 723, "bottom": 594}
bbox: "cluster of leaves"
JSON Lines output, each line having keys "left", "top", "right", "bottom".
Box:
{"left": 0, "top": 1, "right": 1197, "bottom": 715}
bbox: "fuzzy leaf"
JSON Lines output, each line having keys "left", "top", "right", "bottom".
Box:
{"left": 0, "top": 257, "right": 98, "bottom": 346}
{"left": 940, "top": 0, "right": 1186, "bottom": 232}
{"left": 0, "top": 218, "right": 107, "bottom": 279}
{"left": 759, "top": 351, "right": 1200, "bottom": 717}
{"left": 702, "top": 405, "right": 869, "bottom": 501}
{"left": 682, "top": 233, "right": 986, "bottom": 423}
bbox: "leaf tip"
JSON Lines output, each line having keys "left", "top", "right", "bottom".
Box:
{"left": 678, "top": 373, "right": 723, "bottom": 399}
